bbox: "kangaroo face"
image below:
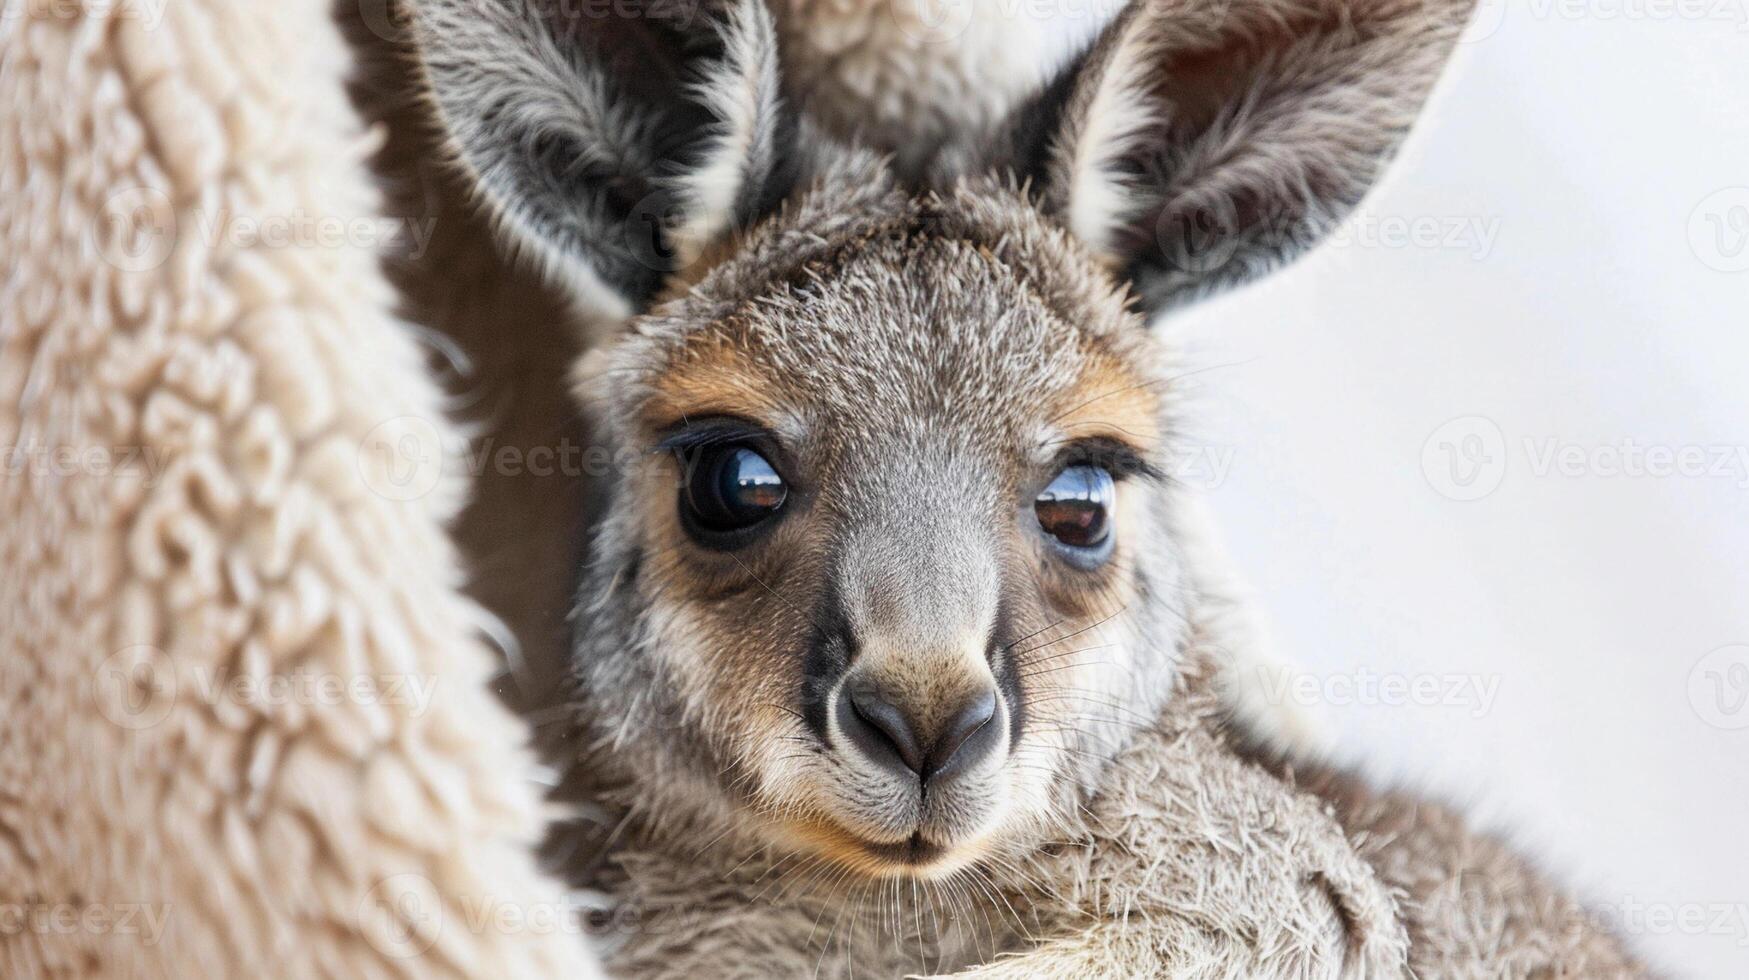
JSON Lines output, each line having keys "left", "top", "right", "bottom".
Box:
{"left": 577, "top": 180, "right": 1184, "bottom": 873}
{"left": 413, "top": 0, "right": 1470, "bottom": 879}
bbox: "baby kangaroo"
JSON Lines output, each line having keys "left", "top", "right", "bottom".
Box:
{"left": 412, "top": 0, "right": 1649, "bottom": 975}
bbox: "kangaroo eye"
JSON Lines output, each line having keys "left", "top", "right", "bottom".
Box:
{"left": 682, "top": 445, "right": 787, "bottom": 538}
{"left": 1035, "top": 465, "right": 1114, "bottom": 562}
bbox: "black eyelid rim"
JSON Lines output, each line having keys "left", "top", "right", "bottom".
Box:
{"left": 1049, "top": 436, "right": 1163, "bottom": 483}
{"left": 654, "top": 415, "right": 805, "bottom": 517}
{"left": 651, "top": 415, "right": 776, "bottom": 456}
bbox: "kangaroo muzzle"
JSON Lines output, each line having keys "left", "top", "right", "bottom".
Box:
{"left": 835, "top": 667, "right": 1005, "bottom": 790}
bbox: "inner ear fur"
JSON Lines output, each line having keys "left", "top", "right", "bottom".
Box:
{"left": 410, "top": 0, "right": 796, "bottom": 318}
{"left": 996, "top": 0, "right": 1476, "bottom": 315}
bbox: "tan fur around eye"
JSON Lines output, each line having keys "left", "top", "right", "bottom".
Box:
{"left": 644, "top": 336, "right": 788, "bottom": 433}
{"left": 1048, "top": 348, "right": 1164, "bottom": 456}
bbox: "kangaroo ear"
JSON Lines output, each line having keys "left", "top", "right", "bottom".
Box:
{"left": 411, "top": 0, "right": 795, "bottom": 317}
{"left": 995, "top": 0, "right": 1473, "bottom": 315}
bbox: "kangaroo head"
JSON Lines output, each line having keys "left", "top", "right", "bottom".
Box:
{"left": 413, "top": 0, "right": 1470, "bottom": 878}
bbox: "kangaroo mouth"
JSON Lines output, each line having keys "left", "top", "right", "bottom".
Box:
{"left": 783, "top": 817, "right": 974, "bottom": 878}
{"left": 852, "top": 831, "right": 947, "bottom": 868}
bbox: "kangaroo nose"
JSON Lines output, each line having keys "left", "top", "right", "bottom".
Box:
{"left": 838, "top": 684, "right": 1000, "bottom": 785}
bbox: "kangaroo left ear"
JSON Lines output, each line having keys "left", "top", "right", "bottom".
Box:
{"left": 411, "top": 0, "right": 795, "bottom": 319}
{"left": 990, "top": 0, "right": 1475, "bottom": 316}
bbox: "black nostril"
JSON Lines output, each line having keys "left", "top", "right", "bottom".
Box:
{"left": 842, "top": 686, "right": 925, "bottom": 776}
{"left": 837, "top": 684, "right": 1002, "bottom": 786}
{"left": 923, "top": 688, "right": 997, "bottom": 782}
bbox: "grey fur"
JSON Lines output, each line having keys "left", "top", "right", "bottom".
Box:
{"left": 409, "top": 0, "right": 1650, "bottom": 975}
{"left": 1008, "top": 0, "right": 1478, "bottom": 312}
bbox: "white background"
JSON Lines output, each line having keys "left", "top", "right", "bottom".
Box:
{"left": 1156, "top": 6, "right": 1749, "bottom": 977}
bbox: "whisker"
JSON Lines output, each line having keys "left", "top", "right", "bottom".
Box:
{"left": 1002, "top": 616, "right": 1067, "bottom": 654}
{"left": 1013, "top": 603, "right": 1131, "bottom": 658}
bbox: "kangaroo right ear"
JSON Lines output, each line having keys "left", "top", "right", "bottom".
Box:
{"left": 410, "top": 0, "right": 795, "bottom": 318}
{"left": 986, "top": 0, "right": 1474, "bottom": 317}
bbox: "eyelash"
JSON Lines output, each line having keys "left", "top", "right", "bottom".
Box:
{"left": 1049, "top": 440, "right": 1161, "bottom": 484}
{"left": 655, "top": 419, "right": 775, "bottom": 457}
{"left": 655, "top": 423, "right": 1155, "bottom": 489}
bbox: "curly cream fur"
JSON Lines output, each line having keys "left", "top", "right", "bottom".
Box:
{"left": 0, "top": 1, "right": 601, "bottom": 976}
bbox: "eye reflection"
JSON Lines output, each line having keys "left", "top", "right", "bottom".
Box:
{"left": 683, "top": 446, "right": 787, "bottom": 536}
{"left": 1035, "top": 465, "right": 1114, "bottom": 557}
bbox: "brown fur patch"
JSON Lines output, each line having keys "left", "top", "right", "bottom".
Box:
{"left": 1052, "top": 346, "right": 1165, "bottom": 455}
{"left": 644, "top": 334, "right": 791, "bottom": 432}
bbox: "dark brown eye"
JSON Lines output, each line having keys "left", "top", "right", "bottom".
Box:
{"left": 682, "top": 445, "right": 787, "bottom": 539}
{"left": 1035, "top": 465, "right": 1114, "bottom": 564}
